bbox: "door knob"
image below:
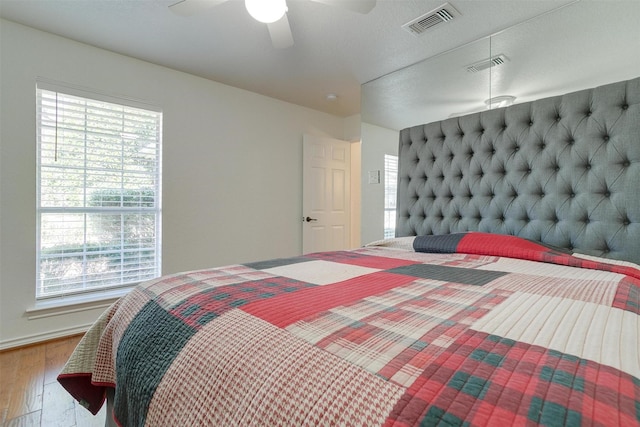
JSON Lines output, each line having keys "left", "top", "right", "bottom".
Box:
{"left": 304, "top": 216, "right": 318, "bottom": 222}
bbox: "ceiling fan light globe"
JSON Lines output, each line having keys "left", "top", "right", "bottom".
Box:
{"left": 245, "top": 0, "right": 287, "bottom": 24}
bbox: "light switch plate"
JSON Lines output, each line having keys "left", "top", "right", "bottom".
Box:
{"left": 368, "top": 170, "right": 381, "bottom": 184}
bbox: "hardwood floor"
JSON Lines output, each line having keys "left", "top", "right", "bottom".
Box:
{"left": 0, "top": 335, "right": 106, "bottom": 427}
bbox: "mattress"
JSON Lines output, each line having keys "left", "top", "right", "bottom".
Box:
{"left": 58, "top": 232, "right": 640, "bottom": 426}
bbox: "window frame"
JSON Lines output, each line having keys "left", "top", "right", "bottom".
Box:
{"left": 35, "top": 80, "right": 163, "bottom": 300}
{"left": 384, "top": 154, "right": 398, "bottom": 239}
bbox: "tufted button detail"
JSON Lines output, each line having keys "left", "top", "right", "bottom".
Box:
{"left": 586, "top": 111, "right": 592, "bottom": 117}
{"left": 397, "top": 102, "right": 640, "bottom": 253}
{"left": 528, "top": 121, "right": 533, "bottom": 126}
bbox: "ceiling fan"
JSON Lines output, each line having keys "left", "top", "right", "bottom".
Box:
{"left": 169, "top": 0, "right": 377, "bottom": 49}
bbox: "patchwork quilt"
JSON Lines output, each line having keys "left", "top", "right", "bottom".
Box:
{"left": 58, "top": 232, "right": 640, "bottom": 426}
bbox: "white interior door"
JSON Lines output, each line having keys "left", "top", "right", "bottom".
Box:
{"left": 303, "top": 134, "right": 351, "bottom": 254}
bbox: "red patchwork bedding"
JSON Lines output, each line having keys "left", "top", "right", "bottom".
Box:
{"left": 58, "top": 232, "right": 640, "bottom": 426}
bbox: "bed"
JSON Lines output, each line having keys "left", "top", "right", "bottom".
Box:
{"left": 59, "top": 77, "right": 640, "bottom": 426}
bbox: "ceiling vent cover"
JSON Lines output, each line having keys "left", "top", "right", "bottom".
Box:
{"left": 402, "top": 3, "right": 461, "bottom": 36}
{"left": 466, "top": 54, "right": 509, "bottom": 73}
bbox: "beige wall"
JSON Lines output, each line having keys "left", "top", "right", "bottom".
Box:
{"left": 0, "top": 19, "right": 354, "bottom": 348}
{"left": 360, "top": 122, "right": 399, "bottom": 245}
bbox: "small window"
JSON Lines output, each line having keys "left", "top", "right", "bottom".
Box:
{"left": 36, "top": 83, "right": 162, "bottom": 299}
{"left": 384, "top": 154, "right": 398, "bottom": 239}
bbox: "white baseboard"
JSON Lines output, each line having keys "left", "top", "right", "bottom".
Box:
{"left": 0, "top": 323, "right": 93, "bottom": 351}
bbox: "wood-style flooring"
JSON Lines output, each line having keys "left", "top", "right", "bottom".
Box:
{"left": 0, "top": 335, "right": 106, "bottom": 427}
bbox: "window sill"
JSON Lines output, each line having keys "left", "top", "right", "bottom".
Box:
{"left": 26, "top": 286, "right": 134, "bottom": 320}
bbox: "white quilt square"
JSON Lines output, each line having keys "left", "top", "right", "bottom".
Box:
{"left": 263, "top": 260, "right": 379, "bottom": 285}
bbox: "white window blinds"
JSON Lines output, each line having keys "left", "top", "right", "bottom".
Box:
{"left": 36, "top": 85, "right": 162, "bottom": 299}
{"left": 384, "top": 154, "right": 398, "bottom": 239}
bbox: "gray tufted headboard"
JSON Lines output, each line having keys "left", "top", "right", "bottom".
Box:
{"left": 396, "top": 77, "right": 640, "bottom": 264}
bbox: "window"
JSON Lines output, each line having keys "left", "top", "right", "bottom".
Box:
{"left": 36, "top": 84, "right": 162, "bottom": 299}
{"left": 384, "top": 154, "right": 398, "bottom": 239}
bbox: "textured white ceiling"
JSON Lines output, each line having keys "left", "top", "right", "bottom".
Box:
{"left": 0, "top": 0, "right": 583, "bottom": 117}
{"left": 363, "top": 0, "right": 640, "bottom": 130}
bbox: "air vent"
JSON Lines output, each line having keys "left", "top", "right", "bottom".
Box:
{"left": 466, "top": 55, "right": 509, "bottom": 73}
{"left": 402, "top": 3, "right": 461, "bottom": 36}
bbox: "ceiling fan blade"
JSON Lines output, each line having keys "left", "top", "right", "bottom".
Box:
{"left": 267, "top": 13, "right": 294, "bottom": 49}
{"left": 311, "top": 0, "right": 376, "bottom": 14}
{"left": 169, "top": 0, "right": 229, "bottom": 17}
